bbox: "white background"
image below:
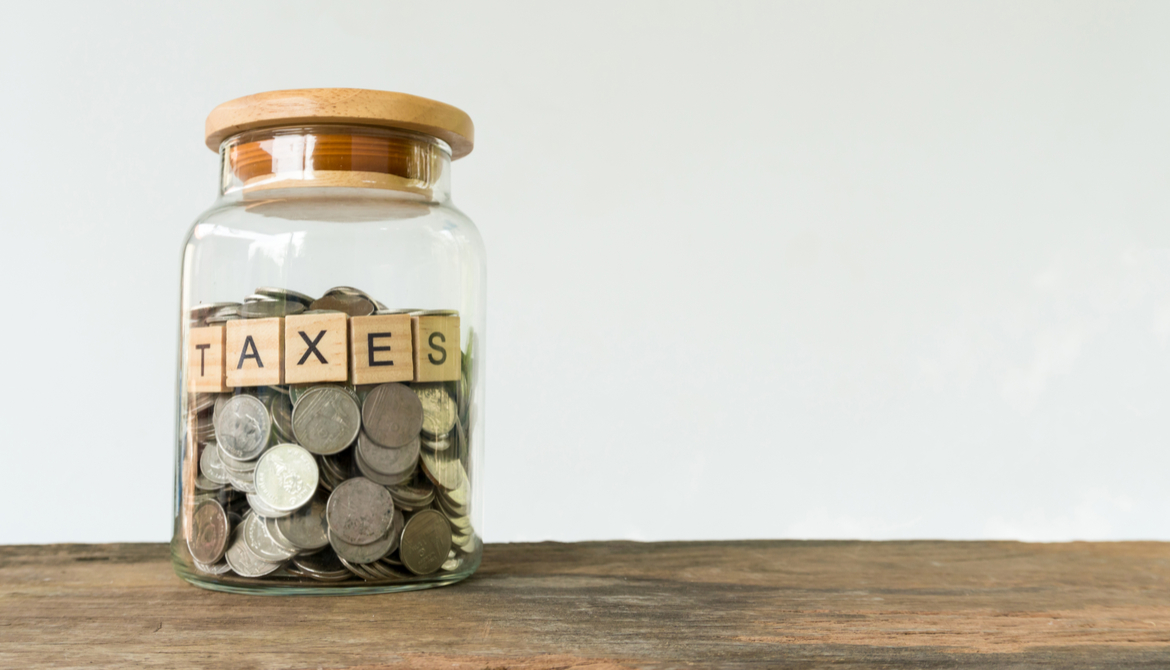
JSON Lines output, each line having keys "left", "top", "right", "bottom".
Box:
{"left": 2, "top": 1, "right": 1169, "bottom": 544}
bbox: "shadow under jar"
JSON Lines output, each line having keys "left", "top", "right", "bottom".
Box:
{"left": 171, "top": 89, "right": 485, "bottom": 594}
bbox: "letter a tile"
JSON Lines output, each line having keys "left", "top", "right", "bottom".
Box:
{"left": 226, "top": 318, "right": 284, "bottom": 387}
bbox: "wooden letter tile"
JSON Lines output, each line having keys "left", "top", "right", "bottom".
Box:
{"left": 226, "top": 318, "right": 284, "bottom": 387}
{"left": 284, "top": 312, "right": 349, "bottom": 384}
{"left": 188, "top": 325, "right": 228, "bottom": 392}
{"left": 412, "top": 315, "right": 461, "bottom": 382}
{"left": 350, "top": 314, "right": 413, "bottom": 385}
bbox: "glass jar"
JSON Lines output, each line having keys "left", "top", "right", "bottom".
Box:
{"left": 170, "top": 89, "right": 484, "bottom": 594}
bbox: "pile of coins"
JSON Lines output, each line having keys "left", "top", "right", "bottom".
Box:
{"left": 183, "top": 286, "right": 475, "bottom": 583}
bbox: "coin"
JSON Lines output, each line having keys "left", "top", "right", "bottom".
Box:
{"left": 246, "top": 493, "right": 293, "bottom": 519}
{"left": 217, "top": 444, "right": 258, "bottom": 472}
{"left": 188, "top": 500, "right": 230, "bottom": 564}
{"left": 254, "top": 444, "right": 319, "bottom": 513}
{"left": 309, "top": 293, "right": 374, "bottom": 317}
{"left": 190, "top": 392, "right": 216, "bottom": 415}
{"left": 441, "top": 552, "right": 462, "bottom": 572}
{"left": 292, "top": 387, "right": 361, "bottom": 455}
{"left": 269, "top": 393, "right": 294, "bottom": 442}
{"left": 420, "top": 448, "right": 467, "bottom": 491}
{"left": 322, "top": 286, "right": 372, "bottom": 299}
{"left": 386, "top": 477, "right": 435, "bottom": 511}
{"left": 264, "top": 515, "right": 300, "bottom": 552}
{"left": 224, "top": 527, "right": 282, "bottom": 577}
{"left": 329, "top": 527, "right": 395, "bottom": 565}
{"left": 275, "top": 490, "right": 330, "bottom": 551}
{"left": 413, "top": 384, "right": 456, "bottom": 438}
{"left": 242, "top": 511, "right": 298, "bottom": 562}
{"left": 292, "top": 550, "right": 349, "bottom": 579}
{"left": 225, "top": 466, "right": 257, "bottom": 494}
{"left": 199, "top": 444, "right": 231, "bottom": 485}
{"left": 326, "top": 476, "right": 395, "bottom": 545}
{"left": 214, "top": 395, "right": 271, "bottom": 461}
{"left": 239, "top": 300, "right": 306, "bottom": 318}
{"left": 189, "top": 302, "right": 241, "bottom": 321}
{"left": 357, "top": 432, "right": 419, "bottom": 477}
{"left": 195, "top": 473, "right": 223, "bottom": 491}
{"left": 399, "top": 509, "right": 452, "bottom": 575}
{"left": 192, "top": 558, "right": 232, "bottom": 575}
{"left": 354, "top": 446, "right": 415, "bottom": 486}
{"left": 362, "top": 383, "right": 424, "bottom": 447}
{"left": 255, "top": 286, "right": 316, "bottom": 307}
{"left": 421, "top": 432, "right": 451, "bottom": 452}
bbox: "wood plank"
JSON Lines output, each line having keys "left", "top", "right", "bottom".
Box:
{"left": 2, "top": 541, "right": 1170, "bottom": 668}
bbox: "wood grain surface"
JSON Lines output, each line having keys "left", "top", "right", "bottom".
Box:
{"left": 2, "top": 540, "right": 1170, "bottom": 668}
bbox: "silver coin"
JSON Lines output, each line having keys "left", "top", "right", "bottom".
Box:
{"left": 451, "top": 531, "right": 474, "bottom": 550}
{"left": 217, "top": 443, "right": 258, "bottom": 473}
{"left": 328, "top": 527, "right": 394, "bottom": 565}
{"left": 246, "top": 493, "right": 293, "bottom": 519}
{"left": 420, "top": 449, "right": 467, "bottom": 491}
{"left": 205, "top": 314, "right": 240, "bottom": 325}
{"left": 322, "top": 286, "right": 372, "bottom": 299}
{"left": 199, "top": 445, "right": 231, "bottom": 485}
{"left": 192, "top": 558, "right": 232, "bottom": 575}
{"left": 214, "top": 395, "right": 271, "bottom": 461}
{"left": 387, "top": 478, "right": 435, "bottom": 511}
{"left": 239, "top": 300, "right": 306, "bottom": 318}
{"left": 362, "top": 383, "right": 424, "bottom": 447}
{"left": 421, "top": 432, "right": 452, "bottom": 453}
{"left": 441, "top": 477, "right": 470, "bottom": 508}
{"left": 356, "top": 432, "right": 419, "bottom": 477}
{"left": 254, "top": 286, "right": 316, "bottom": 306}
{"left": 399, "top": 509, "right": 452, "bottom": 575}
{"left": 292, "top": 387, "right": 361, "bottom": 455}
{"left": 242, "top": 511, "right": 298, "bottom": 562}
{"left": 226, "top": 467, "right": 257, "bottom": 494}
{"left": 213, "top": 394, "right": 232, "bottom": 424}
{"left": 190, "top": 392, "right": 216, "bottom": 415}
{"left": 309, "top": 293, "right": 374, "bottom": 317}
{"left": 438, "top": 508, "right": 471, "bottom": 535}
{"left": 326, "top": 477, "right": 395, "bottom": 545}
{"left": 354, "top": 446, "right": 415, "bottom": 487}
{"left": 275, "top": 490, "right": 330, "bottom": 551}
{"left": 254, "top": 444, "right": 319, "bottom": 513}
{"left": 265, "top": 515, "right": 300, "bottom": 552}
{"left": 188, "top": 302, "right": 241, "bottom": 321}
{"left": 188, "top": 499, "right": 231, "bottom": 564}
{"left": 413, "top": 384, "right": 457, "bottom": 438}
{"left": 269, "top": 393, "right": 294, "bottom": 442}
{"left": 441, "top": 552, "right": 462, "bottom": 572}
{"left": 224, "top": 527, "right": 282, "bottom": 577}
{"left": 292, "top": 550, "right": 348, "bottom": 578}
{"left": 194, "top": 473, "right": 223, "bottom": 491}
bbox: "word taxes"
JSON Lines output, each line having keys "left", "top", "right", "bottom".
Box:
{"left": 188, "top": 312, "right": 460, "bottom": 391}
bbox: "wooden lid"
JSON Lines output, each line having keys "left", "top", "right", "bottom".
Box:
{"left": 204, "top": 88, "right": 474, "bottom": 159}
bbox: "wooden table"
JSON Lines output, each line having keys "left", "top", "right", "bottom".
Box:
{"left": 2, "top": 541, "right": 1169, "bottom": 668}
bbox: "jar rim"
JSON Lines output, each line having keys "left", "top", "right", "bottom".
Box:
{"left": 205, "top": 88, "right": 474, "bottom": 160}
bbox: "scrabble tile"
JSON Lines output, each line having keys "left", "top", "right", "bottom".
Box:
{"left": 226, "top": 317, "right": 284, "bottom": 387}
{"left": 412, "top": 315, "right": 461, "bottom": 382}
{"left": 284, "top": 312, "right": 349, "bottom": 384}
{"left": 187, "top": 326, "right": 228, "bottom": 392}
{"left": 350, "top": 314, "right": 414, "bottom": 385}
